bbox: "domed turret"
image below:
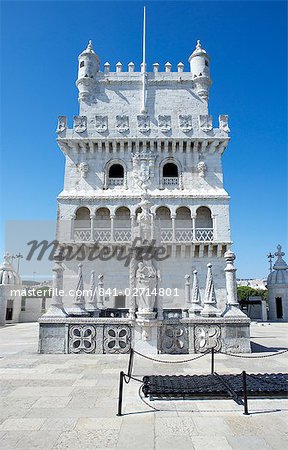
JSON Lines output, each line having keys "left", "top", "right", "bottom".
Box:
{"left": 76, "top": 40, "right": 100, "bottom": 102}
{"left": 0, "top": 253, "right": 21, "bottom": 285}
{"left": 267, "top": 245, "right": 288, "bottom": 285}
{"left": 267, "top": 245, "right": 288, "bottom": 320}
{"left": 189, "top": 40, "right": 211, "bottom": 100}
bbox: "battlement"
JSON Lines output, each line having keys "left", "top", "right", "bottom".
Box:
{"left": 56, "top": 114, "right": 230, "bottom": 141}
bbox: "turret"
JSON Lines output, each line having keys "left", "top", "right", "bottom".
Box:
{"left": 76, "top": 40, "right": 100, "bottom": 102}
{"left": 189, "top": 40, "right": 211, "bottom": 100}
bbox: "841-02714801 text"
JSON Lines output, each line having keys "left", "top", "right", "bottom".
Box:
{"left": 96, "top": 288, "right": 179, "bottom": 297}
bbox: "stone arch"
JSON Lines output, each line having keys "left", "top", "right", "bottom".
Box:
{"left": 155, "top": 206, "right": 172, "bottom": 242}
{"left": 73, "top": 207, "right": 91, "bottom": 241}
{"left": 104, "top": 159, "right": 127, "bottom": 189}
{"left": 159, "top": 158, "right": 182, "bottom": 189}
{"left": 175, "top": 206, "right": 193, "bottom": 242}
{"left": 94, "top": 207, "right": 111, "bottom": 242}
{"left": 195, "top": 206, "right": 213, "bottom": 228}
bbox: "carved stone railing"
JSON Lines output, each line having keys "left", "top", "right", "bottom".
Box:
{"left": 160, "top": 227, "right": 214, "bottom": 242}
{"left": 74, "top": 228, "right": 91, "bottom": 242}
{"left": 163, "top": 177, "right": 179, "bottom": 186}
{"left": 161, "top": 228, "right": 173, "bottom": 242}
{"left": 114, "top": 229, "right": 132, "bottom": 242}
{"left": 74, "top": 227, "right": 214, "bottom": 243}
{"left": 94, "top": 229, "right": 111, "bottom": 242}
{"left": 195, "top": 228, "right": 214, "bottom": 241}
{"left": 108, "top": 178, "right": 124, "bottom": 187}
{"left": 175, "top": 228, "right": 193, "bottom": 242}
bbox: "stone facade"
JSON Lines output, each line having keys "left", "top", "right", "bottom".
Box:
{"left": 38, "top": 38, "right": 251, "bottom": 353}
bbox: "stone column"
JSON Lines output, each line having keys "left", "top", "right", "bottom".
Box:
{"left": 110, "top": 214, "right": 115, "bottom": 242}
{"left": 192, "top": 215, "right": 196, "bottom": 241}
{"left": 223, "top": 250, "right": 246, "bottom": 317}
{"left": 171, "top": 214, "right": 176, "bottom": 241}
{"left": 212, "top": 215, "right": 216, "bottom": 240}
{"left": 90, "top": 214, "right": 95, "bottom": 241}
{"left": 42, "top": 261, "right": 67, "bottom": 317}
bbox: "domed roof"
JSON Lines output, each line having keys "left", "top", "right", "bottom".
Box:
{"left": 189, "top": 40, "right": 210, "bottom": 61}
{"left": 0, "top": 253, "right": 21, "bottom": 285}
{"left": 267, "top": 245, "right": 288, "bottom": 285}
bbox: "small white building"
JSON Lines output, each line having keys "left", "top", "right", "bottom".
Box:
{"left": 0, "top": 254, "right": 22, "bottom": 325}
{"left": 267, "top": 245, "right": 288, "bottom": 321}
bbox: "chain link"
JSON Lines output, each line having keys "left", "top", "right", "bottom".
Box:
{"left": 133, "top": 349, "right": 210, "bottom": 364}
{"left": 219, "top": 349, "right": 288, "bottom": 359}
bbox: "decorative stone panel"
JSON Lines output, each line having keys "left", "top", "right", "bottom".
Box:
{"left": 74, "top": 116, "right": 87, "bottom": 133}
{"left": 159, "top": 324, "right": 189, "bottom": 354}
{"left": 116, "top": 115, "right": 129, "bottom": 133}
{"left": 194, "top": 325, "right": 221, "bottom": 352}
{"left": 68, "top": 325, "right": 96, "bottom": 354}
{"left": 103, "top": 325, "right": 131, "bottom": 354}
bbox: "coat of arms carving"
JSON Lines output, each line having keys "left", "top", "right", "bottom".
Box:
{"left": 137, "top": 115, "right": 150, "bottom": 132}
{"left": 56, "top": 116, "right": 67, "bottom": 133}
{"left": 95, "top": 115, "right": 108, "bottom": 132}
{"left": 116, "top": 115, "right": 129, "bottom": 133}
{"left": 198, "top": 115, "right": 212, "bottom": 132}
{"left": 158, "top": 115, "right": 171, "bottom": 132}
{"left": 74, "top": 116, "right": 87, "bottom": 133}
{"left": 219, "top": 115, "right": 230, "bottom": 133}
{"left": 179, "top": 115, "right": 192, "bottom": 132}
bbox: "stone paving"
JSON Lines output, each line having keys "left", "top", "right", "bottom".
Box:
{"left": 0, "top": 322, "right": 287, "bottom": 449}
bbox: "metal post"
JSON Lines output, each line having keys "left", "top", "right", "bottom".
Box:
{"left": 117, "top": 371, "right": 124, "bottom": 416}
{"left": 127, "top": 348, "right": 134, "bottom": 378}
{"left": 242, "top": 370, "right": 249, "bottom": 415}
{"left": 211, "top": 347, "right": 215, "bottom": 374}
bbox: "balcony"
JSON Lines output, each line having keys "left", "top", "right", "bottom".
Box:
{"left": 108, "top": 178, "right": 124, "bottom": 187}
{"left": 160, "top": 228, "right": 214, "bottom": 243}
{"left": 163, "top": 177, "right": 179, "bottom": 186}
{"left": 73, "top": 227, "right": 214, "bottom": 243}
{"left": 74, "top": 228, "right": 131, "bottom": 243}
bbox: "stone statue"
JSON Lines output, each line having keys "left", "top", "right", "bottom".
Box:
{"left": 135, "top": 261, "right": 159, "bottom": 313}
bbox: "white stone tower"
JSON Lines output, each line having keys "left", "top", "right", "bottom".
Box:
{"left": 39, "top": 35, "right": 251, "bottom": 355}
{"left": 55, "top": 38, "right": 233, "bottom": 315}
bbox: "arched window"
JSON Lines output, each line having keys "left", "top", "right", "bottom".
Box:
{"left": 163, "top": 163, "right": 178, "bottom": 178}
{"left": 115, "top": 207, "right": 131, "bottom": 242}
{"left": 161, "top": 160, "right": 180, "bottom": 188}
{"left": 74, "top": 207, "right": 91, "bottom": 241}
{"left": 195, "top": 206, "right": 213, "bottom": 241}
{"left": 94, "top": 208, "right": 111, "bottom": 242}
{"left": 156, "top": 206, "right": 172, "bottom": 242}
{"left": 75, "top": 207, "right": 90, "bottom": 225}
{"left": 108, "top": 163, "right": 125, "bottom": 187}
{"left": 175, "top": 207, "right": 192, "bottom": 242}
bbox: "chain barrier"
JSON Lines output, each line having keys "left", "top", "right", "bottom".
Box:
{"left": 219, "top": 348, "right": 288, "bottom": 359}
{"left": 133, "top": 349, "right": 209, "bottom": 364}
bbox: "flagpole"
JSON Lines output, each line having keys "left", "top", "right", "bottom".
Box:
{"left": 141, "top": 6, "right": 147, "bottom": 113}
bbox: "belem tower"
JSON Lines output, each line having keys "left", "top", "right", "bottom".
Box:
{"left": 39, "top": 38, "right": 251, "bottom": 354}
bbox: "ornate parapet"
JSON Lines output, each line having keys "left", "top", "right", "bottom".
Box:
{"left": 38, "top": 315, "right": 250, "bottom": 354}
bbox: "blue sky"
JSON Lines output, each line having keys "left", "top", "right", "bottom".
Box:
{"left": 0, "top": 0, "right": 287, "bottom": 279}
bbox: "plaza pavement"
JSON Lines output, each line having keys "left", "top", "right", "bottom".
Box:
{"left": 0, "top": 322, "right": 287, "bottom": 450}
